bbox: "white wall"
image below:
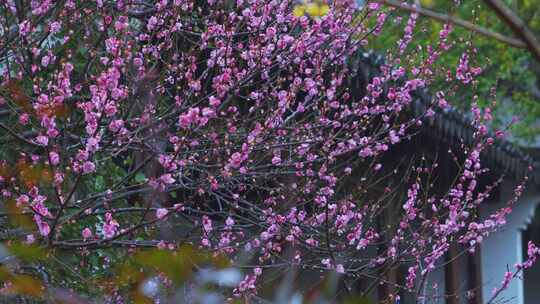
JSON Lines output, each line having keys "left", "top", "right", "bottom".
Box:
{"left": 480, "top": 181, "right": 540, "bottom": 304}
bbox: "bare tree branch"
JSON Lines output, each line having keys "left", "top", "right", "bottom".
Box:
{"left": 483, "top": 0, "right": 540, "bottom": 63}
{"left": 377, "top": 0, "right": 527, "bottom": 48}
{"left": 0, "top": 122, "right": 40, "bottom": 147}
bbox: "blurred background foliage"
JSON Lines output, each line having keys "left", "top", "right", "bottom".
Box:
{"left": 369, "top": 0, "right": 540, "bottom": 143}
{"left": 1, "top": 0, "right": 540, "bottom": 303}
{"left": 0, "top": 240, "right": 379, "bottom": 303}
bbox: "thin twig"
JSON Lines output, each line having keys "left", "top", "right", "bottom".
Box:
{"left": 377, "top": 0, "right": 527, "bottom": 48}
{"left": 0, "top": 122, "right": 40, "bottom": 147}
{"left": 483, "top": 0, "right": 540, "bottom": 63}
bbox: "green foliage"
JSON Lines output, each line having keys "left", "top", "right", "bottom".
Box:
{"left": 7, "top": 242, "right": 48, "bottom": 262}
{"left": 0, "top": 242, "right": 232, "bottom": 302}
{"left": 374, "top": 0, "right": 540, "bottom": 142}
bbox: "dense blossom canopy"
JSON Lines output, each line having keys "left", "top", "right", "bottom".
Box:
{"left": 0, "top": 0, "right": 537, "bottom": 302}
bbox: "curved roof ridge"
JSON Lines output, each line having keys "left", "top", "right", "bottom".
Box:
{"left": 358, "top": 51, "right": 540, "bottom": 185}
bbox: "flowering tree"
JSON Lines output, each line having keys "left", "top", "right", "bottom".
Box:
{"left": 0, "top": 0, "right": 536, "bottom": 302}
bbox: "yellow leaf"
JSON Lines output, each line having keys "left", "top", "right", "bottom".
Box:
{"left": 293, "top": 4, "right": 306, "bottom": 17}
{"left": 320, "top": 4, "right": 329, "bottom": 16}
{"left": 420, "top": 0, "right": 434, "bottom": 8}
{"left": 305, "top": 3, "right": 321, "bottom": 16}
{"left": 6, "top": 275, "right": 45, "bottom": 298}
{"left": 295, "top": 1, "right": 329, "bottom": 17}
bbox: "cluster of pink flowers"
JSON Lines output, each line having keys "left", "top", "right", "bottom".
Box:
{"left": 0, "top": 0, "right": 535, "bottom": 301}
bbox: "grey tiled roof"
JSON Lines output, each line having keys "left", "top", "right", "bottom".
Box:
{"left": 413, "top": 92, "right": 540, "bottom": 185}
{"left": 357, "top": 51, "right": 540, "bottom": 186}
